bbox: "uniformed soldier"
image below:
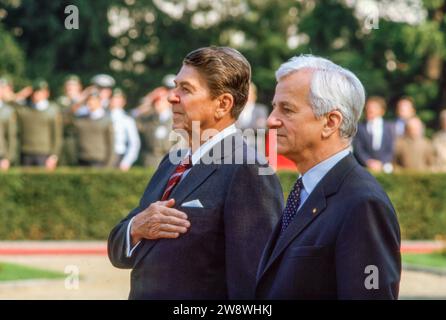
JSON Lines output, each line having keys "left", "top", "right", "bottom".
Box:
{"left": 73, "top": 90, "right": 114, "bottom": 167}
{"left": 16, "top": 79, "right": 62, "bottom": 169}
{"left": 90, "top": 74, "right": 115, "bottom": 110}
{"left": 57, "top": 74, "right": 83, "bottom": 166}
{"left": 0, "top": 77, "right": 17, "bottom": 171}
{"left": 135, "top": 86, "right": 174, "bottom": 167}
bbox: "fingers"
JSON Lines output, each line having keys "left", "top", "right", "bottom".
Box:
{"left": 156, "top": 231, "right": 180, "bottom": 239}
{"left": 157, "top": 214, "right": 190, "bottom": 228}
{"left": 158, "top": 198, "right": 175, "bottom": 208}
{"left": 158, "top": 223, "right": 188, "bottom": 234}
{"left": 158, "top": 205, "right": 188, "bottom": 220}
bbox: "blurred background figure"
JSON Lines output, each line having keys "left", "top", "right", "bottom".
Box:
{"left": 394, "top": 117, "right": 435, "bottom": 171}
{"left": 236, "top": 82, "right": 268, "bottom": 151}
{"left": 135, "top": 86, "right": 173, "bottom": 167}
{"left": 109, "top": 88, "right": 140, "bottom": 171}
{"left": 0, "top": 77, "right": 17, "bottom": 171}
{"left": 394, "top": 96, "right": 416, "bottom": 137}
{"left": 353, "top": 96, "right": 395, "bottom": 173}
{"left": 73, "top": 90, "right": 114, "bottom": 168}
{"left": 16, "top": 79, "right": 62, "bottom": 170}
{"left": 432, "top": 110, "right": 446, "bottom": 172}
{"left": 91, "top": 74, "right": 115, "bottom": 110}
{"left": 57, "top": 75, "right": 83, "bottom": 111}
{"left": 236, "top": 82, "right": 268, "bottom": 131}
{"left": 57, "top": 75, "right": 83, "bottom": 166}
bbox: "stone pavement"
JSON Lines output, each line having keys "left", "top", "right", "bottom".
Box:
{"left": 0, "top": 241, "right": 444, "bottom": 300}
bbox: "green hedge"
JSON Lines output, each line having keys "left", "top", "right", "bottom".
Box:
{"left": 0, "top": 168, "right": 445, "bottom": 240}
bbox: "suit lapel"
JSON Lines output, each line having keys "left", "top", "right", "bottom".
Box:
{"left": 257, "top": 154, "right": 359, "bottom": 282}
{"left": 258, "top": 188, "right": 327, "bottom": 281}
{"left": 170, "top": 164, "right": 218, "bottom": 205}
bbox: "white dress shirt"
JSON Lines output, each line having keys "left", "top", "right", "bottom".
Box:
{"left": 366, "top": 117, "right": 383, "bottom": 151}
{"left": 111, "top": 109, "right": 141, "bottom": 167}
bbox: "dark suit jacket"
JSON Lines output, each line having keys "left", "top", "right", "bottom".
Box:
{"left": 255, "top": 154, "right": 401, "bottom": 299}
{"left": 108, "top": 133, "right": 283, "bottom": 299}
{"left": 353, "top": 120, "right": 396, "bottom": 165}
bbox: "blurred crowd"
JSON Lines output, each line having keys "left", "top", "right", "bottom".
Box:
{"left": 352, "top": 96, "right": 446, "bottom": 173}
{"left": 1, "top": 72, "right": 446, "bottom": 173}
{"left": 0, "top": 73, "right": 267, "bottom": 171}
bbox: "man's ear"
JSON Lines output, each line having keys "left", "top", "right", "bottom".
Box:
{"left": 215, "top": 93, "right": 234, "bottom": 120}
{"left": 322, "top": 110, "right": 343, "bottom": 139}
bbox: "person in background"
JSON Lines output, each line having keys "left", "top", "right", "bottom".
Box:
{"left": 109, "top": 88, "right": 141, "bottom": 171}
{"left": 91, "top": 74, "right": 115, "bottom": 110}
{"left": 0, "top": 77, "right": 17, "bottom": 171}
{"left": 236, "top": 82, "right": 268, "bottom": 131}
{"left": 136, "top": 86, "right": 174, "bottom": 167}
{"left": 73, "top": 90, "right": 114, "bottom": 167}
{"left": 353, "top": 96, "right": 395, "bottom": 173}
{"left": 394, "top": 117, "right": 435, "bottom": 171}
{"left": 432, "top": 110, "right": 446, "bottom": 172}
{"left": 16, "top": 79, "right": 62, "bottom": 170}
{"left": 57, "top": 75, "right": 84, "bottom": 166}
{"left": 394, "top": 96, "right": 416, "bottom": 137}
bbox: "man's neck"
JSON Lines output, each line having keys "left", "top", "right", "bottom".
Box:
{"left": 292, "top": 142, "right": 350, "bottom": 174}
{"left": 189, "top": 120, "right": 235, "bottom": 153}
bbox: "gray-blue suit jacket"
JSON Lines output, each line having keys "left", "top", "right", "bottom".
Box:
{"left": 108, "top": 133, "right": 283, "bottom": 299}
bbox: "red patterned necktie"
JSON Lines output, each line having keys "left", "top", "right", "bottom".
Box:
{"left": 160, "top": 155, "right": 192, "bottom": 201}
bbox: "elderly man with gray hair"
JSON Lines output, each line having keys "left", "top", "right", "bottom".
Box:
{"left": 255, "top": 55, "right": 401, "bottom": 300}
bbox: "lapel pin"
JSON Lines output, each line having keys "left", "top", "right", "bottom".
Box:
{"left": 312, "top": 208, "right": 317, "bottom": 215}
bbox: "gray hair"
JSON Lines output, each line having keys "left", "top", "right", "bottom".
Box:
{"left": 276, "top": 54, "right": 365, "bottom": 140}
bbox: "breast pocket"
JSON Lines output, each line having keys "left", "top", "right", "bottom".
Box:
{"left": 287, "top": 245, "right": 328, "bottom": 258}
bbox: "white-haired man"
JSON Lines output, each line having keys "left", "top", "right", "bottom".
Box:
{"left": 255, "top": 55, "right": 401, "bottom": 299}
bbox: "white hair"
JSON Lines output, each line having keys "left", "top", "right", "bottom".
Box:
{"left": 276, "top": 54, "right": 365, "bottom": 140}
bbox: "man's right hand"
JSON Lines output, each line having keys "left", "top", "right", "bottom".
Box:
{"left": 130, "top": 199, "right": 190, "bottom": 245}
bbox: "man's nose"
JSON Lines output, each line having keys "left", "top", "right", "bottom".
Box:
{"left": 267, "top": 111, "right": 281, "bottom": 129}
{"left": 167, "top": 90, "right": 179, "bottom": 104}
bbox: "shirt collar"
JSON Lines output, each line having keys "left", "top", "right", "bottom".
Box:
{"left": 34, "top": 100, "right": 49, "bottom": 111}
{"left": 90, "top": 108, "right": 106, "bottom": 120}
{"left": 301, "top": 148, "right": 351, "bottom": 195}
{"left": 186, "top": 123, "right": 237, "bottom": 166}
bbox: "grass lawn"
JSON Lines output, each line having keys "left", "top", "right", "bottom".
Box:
{"left": 0, "top": 262, "right": 65, "bottom": 282}
{"left": 402, "top": 252, "right": 446, "bottom": 269}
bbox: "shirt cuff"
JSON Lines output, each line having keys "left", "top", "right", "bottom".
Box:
{"left": 126, "top": 216, "right": 141, "bottom": 258}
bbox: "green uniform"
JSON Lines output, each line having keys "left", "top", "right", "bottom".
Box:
{"left": 73, "top": 115, "right": 114, "bottom": 167}
{"left": 56, "top": 95, "right": 79, "bottom": 166}
{"left": 16, "top": 102, "right": 63, "bottom": 158}
{"left": 0, "top": 102, "right": 17, "bottom": 162}
{"left": 136, "top": 113, "right": 173, "bottom": 167}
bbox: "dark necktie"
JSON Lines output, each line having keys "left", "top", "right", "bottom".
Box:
{"left": 281, "top": 177, "right": 304, "bottom": 233}
{"left": 161, "top": 155, "right": 192, "bottom": 201}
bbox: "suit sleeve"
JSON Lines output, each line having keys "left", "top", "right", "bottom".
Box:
{"left": 335, "top": 197, "right": 401, "bottom": 299}
{"left": 223, "top": 164, "right": 283, "bottom": 299}
{"left": 382, "top": 123, "right": 396, "bottom": 164}
{"left": 352, "top": 126, "right": 371, "bottom": 166}
{"left": 108, "top": 206, "right": 142, "bottom": 269}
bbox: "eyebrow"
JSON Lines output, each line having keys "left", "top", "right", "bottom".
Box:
{"left": 175, "top": 80, "right": 196, "bottom": 91}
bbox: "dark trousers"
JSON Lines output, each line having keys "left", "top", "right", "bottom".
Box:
{"left": 21, "top": 154, "right": 48, "bottom": 167}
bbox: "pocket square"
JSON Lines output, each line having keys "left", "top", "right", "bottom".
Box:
{"left": 181, "top": 199, "right": 204, "bottom": 208}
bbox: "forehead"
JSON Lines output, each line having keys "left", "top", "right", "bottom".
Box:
{"left": 175, "top": 64, "right": 209, "bottom": 89}
{"left": 273, "top": 70, "right": 312, "bottom": 103}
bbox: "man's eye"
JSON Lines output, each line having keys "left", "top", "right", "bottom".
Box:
{"left": 182, "top": 87, "right": 190, "bottom": 93}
